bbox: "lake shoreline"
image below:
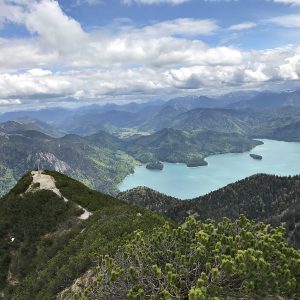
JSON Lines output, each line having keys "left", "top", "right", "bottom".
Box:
{"left": 118, "top": 139, "right": 300, "bottom": 199}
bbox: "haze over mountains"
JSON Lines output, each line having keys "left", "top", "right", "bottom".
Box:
{"left": 1, "top": 89, "right": 300, "bottom": 298}
{"left": 1, "top": 89, "right": 300, "bottom": 197}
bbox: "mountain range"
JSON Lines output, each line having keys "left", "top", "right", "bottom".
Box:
{"left": 0, "top": 126, "right": 259, "bottom": 196}
{"left": 1, "top": 89, "right": 300, "bottom": 197}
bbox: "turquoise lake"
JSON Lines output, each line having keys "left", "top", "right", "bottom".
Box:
{"left": 118, "top": 139, "right": 300, "bottom": 199}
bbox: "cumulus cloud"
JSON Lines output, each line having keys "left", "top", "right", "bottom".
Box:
{"left": 0, "top": 45, "right": 299, "bottom": 101}
{"left": 0, "top": 99, "right": 22, "bottom": 106}
{"left": 122, "top": 0, "right": 239, "bottom": 4}
{"left": 228, "top": 22, "right": 256, "bottom": 31}
{"left": 74, "top": 0, "right": 103, "bottom": 6}
{"left": 273, "top": 0, "right": 300, "bottom": 5}
{"left": 0, "top": 0, "right": 299, "bottom": 106}
{"left": 134, "top": 19, "right": 219, "bottom": 37}
{"left": 268, "top": 14, "right": 300, "bottom": 28}
{"left": 122, "top": 0, "right": 190, "bottom": 5}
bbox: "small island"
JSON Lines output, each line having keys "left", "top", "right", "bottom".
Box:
{"left": 250, "top": 154, "right": 263, "bottom": 160}
{"left": 187, "top": 160, "right": 208, "bottom": 167}
{"left": 146, "top": 161, "right": 164, "bottom": 170}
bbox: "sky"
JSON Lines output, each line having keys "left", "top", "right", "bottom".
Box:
{"left": 0, "top": 0, "right": 300, "bottom": 110}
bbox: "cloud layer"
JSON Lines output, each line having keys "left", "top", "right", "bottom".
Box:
{"left": 0, "top": 0, "right": 299, "bottom": 108}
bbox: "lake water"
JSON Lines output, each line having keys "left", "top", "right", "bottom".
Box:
{"left": 118, "top": 139, "right": 300, "bottom": 199}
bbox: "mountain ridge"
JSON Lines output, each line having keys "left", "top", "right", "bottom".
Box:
{"left": 0, "top": 171, "right": 166, "bottom": 299}
{"left": 119, "top": 173, "right": 300, "bottom": 248}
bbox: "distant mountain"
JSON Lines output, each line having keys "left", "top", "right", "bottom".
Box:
{"left": 0, "top": 126, "right": 261, "bottom": 195}
{"left": 171, "top": 108, "right": 258, "bottom": 134}
{"left": 140, "top": 98, "right": 250, "bottom": 132}
{"left": 0, "top": 102, "right": 164, "bottom": 136}
{"left": 216, "top": 90, "right": 260, "bottom": 104}
{"left": 139, "top": 105, "right": 184, "bottom": 131}
{"left": 84, "top": 130, "right": 123, "bottom": 149}
{"left": 0, "top": 119, "right": 65, "bottom": 137}
{"left": 164, "top": 91, "right": 260, "bottom": 111}
{"left": 141, "top": 107, "right": 253, "bottom": 133}
{"left": 266, "top": 121, "right": 300, "bottom": 142}
{"left": 0, "top": 107, "right": 73, "bottom": 124}
{"left": 0, "top": 130, "right": 137, "bottom": 196}
{"left": 164, "top": 95, "right": 220, "bottom": 110}
{"left": 228, "top": 90, "right": 300, "bottom": 111}
{"left": 124, "top": 128, "right": 261, "bottom": 166}
{"left": 140, "top": 104, "right": 300, "bottom": 137}
{"left": 61, "top": 110, "right": 137, "bottom": 135}
{"left": 59, "top": 104, "right": 163, "bottom": 136}
{"left": 119, "top": 173, "right": 300, "bottom": 248}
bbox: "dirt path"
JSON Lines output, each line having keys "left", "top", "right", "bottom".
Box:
{"left": 28, "top": 171, "right": 92, "bottom": 220}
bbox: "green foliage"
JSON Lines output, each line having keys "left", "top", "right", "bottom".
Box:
{"left": 45, "top": 170, "right": 123, "bottom": 211}
{"left": 0, "top": 164, "right": 16, "bottom": 197}
{"left": 120, "top": 174, "right": 300, "bottom": 248}
{"left": 0, "top": 174, "right": 82, "bottom": 292}
{"left": 83, "top": 216, "right": 300, "bottom": 299}
{"left": 267, "top": 121, "right": 300, "bottom": 142}
{"left": 0, "top": 130, "right": 138, "bottom": 196}
{"left": 0, "top": 171, "right": 166, "bottom": 299}
{"left": 13, "top": 205, "right": 166, "bottom": 300}
{"left": 125, "top": 128, "right": 260, "bottom": 166}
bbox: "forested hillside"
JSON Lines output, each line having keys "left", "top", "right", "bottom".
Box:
{"left": 119, "top": 174, "right": 300, "bottom": 248}
{"left": 1, "top": 171, "right": 299, "bottom": 299}
{"left": 0, "top": 171, "right": 165, "bottom": 299}
{"left": 124, "top": 128, "right": 260, "bottom": 167}
{"left": 0, "top": 130, "right": 137, "bottom": 196}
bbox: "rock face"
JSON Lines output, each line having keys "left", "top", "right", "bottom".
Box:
{"left": 146, "top": 161, "right": 164, "bottom": 170}
{"left": 36, "top": 152, "right": 71, "bottom": 173}
{"left": 250, "top": 154, "right": 263, "bottom": 160}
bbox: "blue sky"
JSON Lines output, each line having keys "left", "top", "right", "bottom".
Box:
{"left": 0, "top": 0, "right": 299, "bottom": 110}
{"left": 61, "top": 0, "right": 299, "bottom": 49}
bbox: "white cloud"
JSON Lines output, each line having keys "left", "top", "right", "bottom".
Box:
{"left": 0, "top": 69, "right": 71, "bottom": 98}
{"left": 122, "top": 0, "right": 190, "bottom": 5}
{"left": 74, "top": 0, "right": 103, "bottom": 6}
{"left": 228, "top": 22, "right": 256, "bottom": 31}
{"left": 273, "top": 0, "right": 300, "bottom": 5}
{"left": 122, "top": 0, "right": 239, "bottom": 4}
{"left": 136, "top": 19, "right": 219, "bottom": 36}
{"left": 0, "top": 45, "right": 299, "bottom": 100}
{"left": 27, "top": 68, "right": 52, "bottom": 76}
{"left": 268, "top": 14, "right": 300, "bottom": 28}
{"left": 25, "top": 0, "right": 87, "bottom": 53}
{"left": 0, "top": 0, "right": 299, "bottom": 105}
{"left": 0, "top": 99, "right": 22, "bottom": 106}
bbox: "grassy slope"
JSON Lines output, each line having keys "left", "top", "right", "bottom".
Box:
{"left": 0, "top": 171, "right": 166, "bottom": 300}
{"left": 0, "top": 173, "right": 83, "bottom": 295}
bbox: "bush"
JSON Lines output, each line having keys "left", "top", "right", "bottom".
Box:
{"left": 81, "top": 215, "right": 300, "bottom": 299}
